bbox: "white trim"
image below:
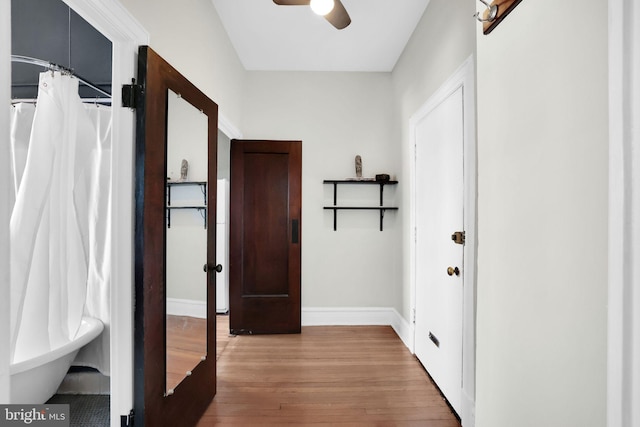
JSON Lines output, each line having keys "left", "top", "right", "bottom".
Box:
{"left": 389, "top": 309, "right": 414, "bottom": 351}
{"left": 461, "top": 390, "right": 476, "bottom": 427}
{"left": 408, "top": 55, "right": 476, "bottom": 427}
{"left": 607, "top": 1, "right": 625, "bottom": 424}
{"left": 218, "top": 112, "right": 243, "bottom": 140}
{"left": 301, "top": 307, "right": 413, "bottom": 349}
{"left": 608, "top": 0, "right": 639, "bottom": 426}
{"left": 167, "top": 298, "right": 207, "bottom": 319}
{"left": 0, "top": 0, "right": 11, "bottom": 403}
{"left": 302, "top": 307, "right": 396, "bottom": 326}
{"left": 62, "top": 0, "right": 148, "bottom": 43}
{"left": 59, "top": 2, "right": 148, "bottom": 426}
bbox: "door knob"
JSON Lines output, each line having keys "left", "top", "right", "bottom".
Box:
{"left": 203, "top": 263, "right": 223, "bottom": 273}
{"left": 447, "top": 266, "right": 460, "bottom": 276}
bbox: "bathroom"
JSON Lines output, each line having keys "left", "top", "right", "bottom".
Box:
{"left": 8, "top": 0, "right": 115, "bottom": 424}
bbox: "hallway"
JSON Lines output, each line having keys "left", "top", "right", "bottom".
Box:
{"left": 199, "top": 321, "right": 460, "bottom": 426}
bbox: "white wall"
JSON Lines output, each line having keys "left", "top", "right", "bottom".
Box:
{"left": 0, "top": 0, "right": 11, "bottom": 404}
{"left": 241, "top": 71, "right": 397, "bottom": 309}
{"left": 475, "top": 1, "right": 608, "bottom": 426}
{"left": 392, "top": 0, "right": 476, "bottom": 320}
{"left": 119, "top": 0, "right": 245, "bottom": 128}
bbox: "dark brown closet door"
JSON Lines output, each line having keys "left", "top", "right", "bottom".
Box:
{"left": 134, "top": 46, "right": 218, "bottom": 427}
{"left": 229, "top": 140, "right": 302, "bottom": 334}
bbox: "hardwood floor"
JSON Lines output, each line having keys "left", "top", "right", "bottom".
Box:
{"left": 216, "top": 314, "right": 231, "bottom": 359}
{"left": 198, "top": 323, "right": 461, "bottom": 426}
{"left": 166, "top": 315, "right": 207, "bottom": 391}
{"left": 166, "top": 314, "right": 232, "bottom": 391}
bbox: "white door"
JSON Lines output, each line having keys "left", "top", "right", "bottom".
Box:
{"left": 414, "top": 86, "right": 464, "bottom": 414}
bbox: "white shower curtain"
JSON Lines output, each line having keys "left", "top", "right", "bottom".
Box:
{"left": 73, "top": 103, "right": 112, "bottom": 374}
{"left": 9, "top": 103, "right": 35, "bottom": 211}
{"left": 10, "top": 71, "right": 112, "bottom": 374}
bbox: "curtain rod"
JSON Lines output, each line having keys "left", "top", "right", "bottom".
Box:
{"left": 11, "top": 55, "right": 112, "bottom": 98}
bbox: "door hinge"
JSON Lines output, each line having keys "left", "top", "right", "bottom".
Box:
{"left": 121, "top": 409, "right": 134, "bottom": 427}
{"left": 122, "top": 79, "right": 142, "bottom": 109}
{"left": 451, "top": 231, "right": 465, "bottom": 245}
{"left": 411, "top": 308, "right": 416, "bottom": 324}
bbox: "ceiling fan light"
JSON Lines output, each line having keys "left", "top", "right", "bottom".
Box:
{"left": 310, "top": 0, "right": 334, "bottom": 16}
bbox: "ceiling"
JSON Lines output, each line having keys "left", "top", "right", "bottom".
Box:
{"left": 211, "top": 0, "right": 432, "bottom": 72}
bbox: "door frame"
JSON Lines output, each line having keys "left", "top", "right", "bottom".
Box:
{"left": 409, "top": 55, "right": 476, "bottom": 426}
{"left": 0, "top": 0, "right": 10, "bottom": 403}
{"left": 60, "top": 2, "right": 147, "bottom": 425}
{"left": 607, "top": 0, "right": 640, "bottom": 425}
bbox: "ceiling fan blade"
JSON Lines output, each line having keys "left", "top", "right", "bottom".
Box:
{"left": 325, "top": 0, "right": 351, "bottom": 29}
{"left": 273, "top": 0, "right": 310, "bottom": 5}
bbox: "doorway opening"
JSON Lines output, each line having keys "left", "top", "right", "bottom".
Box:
{"left": 10, "top": 0, "right": 112, "bottom": 422}
{"left": 6, "top": 0, "right": 147, "bottom": 424}
{"left": 214, "top": 118, "right": 241, "bottom": 339}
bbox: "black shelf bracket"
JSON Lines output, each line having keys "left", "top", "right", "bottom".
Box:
{"left": 166, "top": 181, "right": 207, "bottom": 229}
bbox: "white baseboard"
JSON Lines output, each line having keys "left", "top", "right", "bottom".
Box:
{"left": 302, "top": 307, "right": 414, "bottom": 351}
{"left": 165, "top": 304, "right": 416, "bottom": 352}
{"left": 390, "top": 310, "right": 414, "bottom": 351}
{"left": 166, "top": 298, "right": 206, "bottom": 318}
{"left": 302, "top": 307, "right": 395, "bottom": 325}
{"left": 461, "top": 389, "right": 476, "bottom": 427}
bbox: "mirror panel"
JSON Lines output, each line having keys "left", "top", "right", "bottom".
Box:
{"left": 134, "top": 46, "right": 218, "bottom": 427}
{"left": 165, "top": 89, "right": 209, "bottom": 393}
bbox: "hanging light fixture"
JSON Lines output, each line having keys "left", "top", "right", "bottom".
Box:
{"left": 310, "top": 0, "right": 335, "bottom": 16}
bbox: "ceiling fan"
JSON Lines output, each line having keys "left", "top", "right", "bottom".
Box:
{"left": 273, "top": 0, "right": 352, "bottom": 30}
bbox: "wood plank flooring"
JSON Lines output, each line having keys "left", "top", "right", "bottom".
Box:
{"left": 166, "top": 314, "right": 232, "bottom": 391}
{"left": 166, "top": 315, "right": 207, "bottom": 391}
{"left": 198, "top": 322, "right": 461, "bottom": 426}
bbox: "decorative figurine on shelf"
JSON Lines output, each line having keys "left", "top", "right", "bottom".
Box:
{"left": 180, "top": 159, "right": 189, "bottom": 181}
{"left": 355, "top": 155, "right": 362, "bottom": 179}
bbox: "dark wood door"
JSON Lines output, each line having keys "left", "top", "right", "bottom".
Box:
{"left": 229, "top": 140, "right": 302, "bottom": 334}
{"left": 134, "top": 46, "right": 218, "bottom": 427}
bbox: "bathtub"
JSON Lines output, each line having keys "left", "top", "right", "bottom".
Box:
{"left": 9, "top": 316, "right": 104, "bottom": 404}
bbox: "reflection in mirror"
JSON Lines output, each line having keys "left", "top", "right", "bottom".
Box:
{"left": 165, "top": 88, "right": 209, "bottom": 393}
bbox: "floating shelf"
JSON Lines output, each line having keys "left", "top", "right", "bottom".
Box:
{"left": 166, "top": 181, "right": 207, "bottom": 228}
{"left": 323, "top": 180, "right": 398, "bottom": 231}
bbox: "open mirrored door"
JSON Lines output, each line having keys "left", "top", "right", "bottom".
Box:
{"left": 134, "top": 46, "right": 218, "bottom": 427}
